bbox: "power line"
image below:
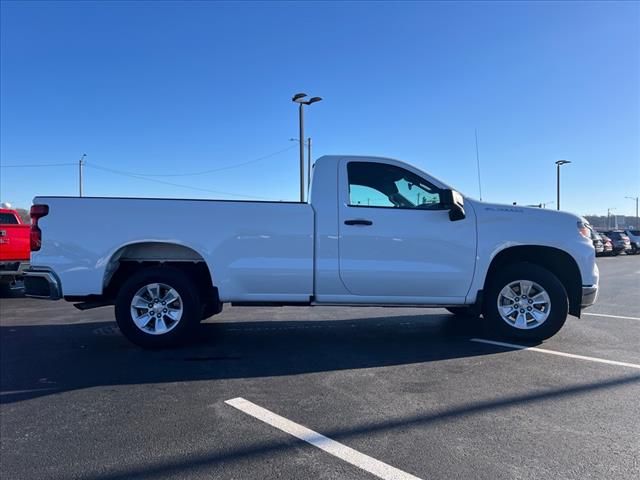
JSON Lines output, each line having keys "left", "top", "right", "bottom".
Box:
{"left": 85, "top": 163, "right": 271, "bottom": 200}
{"left": 2, "top": 145, "right": 297, "bottom": 200}
{"left": 0, "top": 163, "right": 76, "bottom": 168}
{"left": 88, "top": 144, "right": 298, "bottom": 177}
{"left": 1, "top": 144, "right": 297, "bottom": 174}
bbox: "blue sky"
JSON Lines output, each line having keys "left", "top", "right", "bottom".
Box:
{"left": 1, "top": 0, "right": 638, "bottom": 216}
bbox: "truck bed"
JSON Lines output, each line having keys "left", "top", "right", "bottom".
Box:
{"left": 32, "top": 196, "right": 314, "bottom": 300}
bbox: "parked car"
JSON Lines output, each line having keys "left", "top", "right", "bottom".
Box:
{"left": 599, "top": 233, "right": 614, "bottom": 256}
{"left": 22, "top": 155, "right": 599, "bottom": 347}
{"left": 588, "top": 227, "right": 604, "bottom": 255}
{"left": 604, "top": 230, "right": 632, "bottom": 255}
{"left": 0, "top": 207, "right": 30, "bottom": 292}
{"left": 623, "top": 229, "right": 640, "bottom": 254}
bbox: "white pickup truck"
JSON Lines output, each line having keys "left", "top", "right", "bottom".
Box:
{"left": 24, "top": 155, "right": 598, "bottom": 348}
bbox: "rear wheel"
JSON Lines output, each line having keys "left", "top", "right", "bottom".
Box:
{"left": 0, "top": 280, "right": 12, "bottom": 297}
{"left": 115, "top": 266, "right": 202, "bottom": 348}
{"left": 484, "top": 262, "right": 568, "bottom": 341}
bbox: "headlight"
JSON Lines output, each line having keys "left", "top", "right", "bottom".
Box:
{"left": 578, "top": 221, "right": 591, "bottom": 240}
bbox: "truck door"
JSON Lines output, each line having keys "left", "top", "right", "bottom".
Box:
{"left": 338, "top": 158, "right": 477, "bottom": 301}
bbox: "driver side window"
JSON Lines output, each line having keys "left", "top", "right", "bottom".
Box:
{"left": 347, "top": 162, "right": 441, "bottom": 209}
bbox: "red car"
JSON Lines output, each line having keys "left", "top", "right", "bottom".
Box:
{"left": 598, "top": 232, "right": 614, "bottom": 256}
{"left": 0, "top": 207, "right": 30, "bottom": 292}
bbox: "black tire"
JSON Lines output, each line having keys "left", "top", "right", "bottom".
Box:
{"left": 0, "top": 278, "right": 24, "bottom": 298}
{"left": 201, "top": 300, "right": 223, "bottom": 320}
{"left": 446, "top": 306, "right": 480, "bottom": 318}
{"left": 115, "top": 266, "right": 202, "bottom": 348}
{"left": 483, "top": 262, "right": 568, "bottom": 341}
{"left": 0, "top": 281, "right": 12, "bottom": 297}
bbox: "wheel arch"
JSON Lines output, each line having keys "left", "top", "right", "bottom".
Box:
{"left": 102, "top": 241, "right": 218, "bottom": 306}
{"left": 483, "top": 245, "right": 582, "bottom": 317}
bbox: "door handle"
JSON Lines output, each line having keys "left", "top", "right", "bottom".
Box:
{"left": 344, "top": 219, "right": 373, "bottom": 226}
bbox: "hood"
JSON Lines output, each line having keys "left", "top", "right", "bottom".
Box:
{"left": 466, "top": 198, "right": 585, "bottom": 248}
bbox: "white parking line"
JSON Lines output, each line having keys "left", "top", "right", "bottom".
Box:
{"left": 583, "top": 312, "right": 640, "bottom": 321}
{"left": 470, "top": 338, "right": 640, "bottom": 370}
{"left": 225, "top": 397, "right": 423, "bottom": 480}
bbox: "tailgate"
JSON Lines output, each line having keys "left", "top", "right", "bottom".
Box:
{"left": 0, "top": 225, "right": 31, "bottom": 261}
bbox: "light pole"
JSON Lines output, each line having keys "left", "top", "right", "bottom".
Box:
{"left": 555, "top": 160, "right": 571, "bottom": 211}
{"left": 625, "top": 196, "right": 639, "bottom": 229}
{"left": 292, "top": 93, "right": 322, "bottom": 202}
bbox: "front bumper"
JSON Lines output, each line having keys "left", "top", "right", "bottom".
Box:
{"left": 581, "top": 285, "right": 598, "bottom": 308}
{"left": 23, "top": 267, "right": 62, "bottom": 300}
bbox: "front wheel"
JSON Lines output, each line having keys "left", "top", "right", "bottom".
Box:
{"left": 115, "top": 266, "right": 202, "bottom": 348}
{"left": 484, "top": 262, "right": 568, "bottom": 341}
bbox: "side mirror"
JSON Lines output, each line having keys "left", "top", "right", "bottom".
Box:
{"left": 441, "top": 189, "right": 466, "bottom": 221}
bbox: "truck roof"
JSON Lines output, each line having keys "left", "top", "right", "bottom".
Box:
{"left": 316, "top": 155, "right": 403, "bottom": 163}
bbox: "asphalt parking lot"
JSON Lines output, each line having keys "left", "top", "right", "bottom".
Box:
{"left": 1, "top": 256, "right": 639, "bottom": 480}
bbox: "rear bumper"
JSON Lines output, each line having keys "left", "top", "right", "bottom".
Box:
{"left": 0, "top": 261, "right": 28, "bottom": 276}
{"left": 581, "top": 285, "right": 598, "bottom": 308}
{"left": 23, "top": 267, "right": 62, "bottom": 300}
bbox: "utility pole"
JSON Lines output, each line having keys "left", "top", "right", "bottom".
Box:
{"left": 625, "top": 196, "right": 639, "bottom": 229}
{"left": 292, "top": 93, "right": 322, "bottom": 202}
{"left": 289, "top": 137, "right": 313, "bottom": 192}
{"left": 555, "top": 160, "right": 571, "bottom": 210}
{"left": 607, "top": 208, "right": 615, "bottom": 229}
{"left": 79, "top": 153, "right": 86, "bottom": 197}
{"left": 475, "top": 129, "right": 483, "bottom": 201}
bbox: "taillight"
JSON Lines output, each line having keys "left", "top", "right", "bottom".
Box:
{"left": 30, "top": 204, "right": 49, "bottom": 251}
{"left": 578, "top": 222, "right": 590, "bottom": 240}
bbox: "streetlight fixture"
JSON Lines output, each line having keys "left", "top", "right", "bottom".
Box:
{"left": 625, "top": 196, "right": 639, "bottom": 229}
{"left": 555, "top": 160, "right": 571, "bottom": 211}
{"left": 292, "top": 93, "right": 322, "bottom": 202}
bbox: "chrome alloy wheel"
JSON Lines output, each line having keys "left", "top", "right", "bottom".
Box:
{"left": 130, "top": 283, "right": 183, "bottom": 335}
{"left": 497, "top": 280, "right": 551, "bottom": 330}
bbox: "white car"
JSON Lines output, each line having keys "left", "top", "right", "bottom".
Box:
{"left": 624, "top": 229, "right": 640, "bottom": 254}
{"left": 23, "top": 155, "right": 599, "bottom": 348}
